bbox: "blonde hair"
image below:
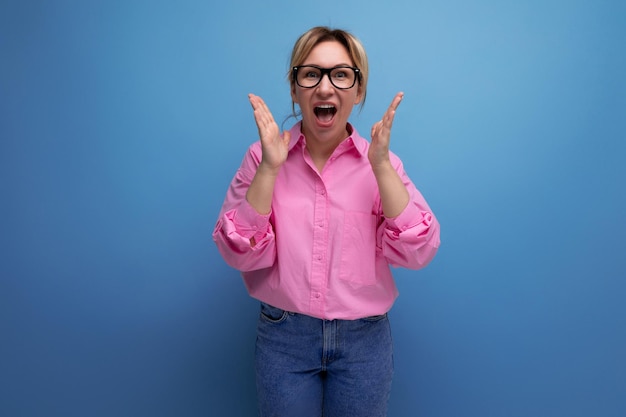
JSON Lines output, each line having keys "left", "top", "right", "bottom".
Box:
{"left": 288, "top": 26, "right": 369, "bottom": 117}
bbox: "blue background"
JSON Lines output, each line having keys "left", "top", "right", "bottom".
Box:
{"left": 1, "top": 1, "right": 624, "bottom": 416}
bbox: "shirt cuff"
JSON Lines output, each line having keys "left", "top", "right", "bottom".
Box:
{"left": 385, "top": 201, "right": 422, "bottom": 231}
{"left": 233, "top": 199, "right": 272, "bottom": 242}
{"left": 385, "top": 202, "right": 435, "bottom": 242}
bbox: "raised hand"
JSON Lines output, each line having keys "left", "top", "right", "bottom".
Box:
{"left": 245, "top": 94, "right": 290, "bottom": 217}
{"left": 249, "top": 93, "right": 290, "bottom": 172}
{"left": 369, "top": 92, "right": 404, "bottom": 169}
{"left": 368, "top": 92, "right": 409, "bottom": 218}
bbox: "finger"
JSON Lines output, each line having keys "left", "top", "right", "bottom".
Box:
{"left": 248, "top": 93, "right": 261, "bottom": 110}
{"left": 385, "top": 92, "right": 404, "bottom": 120}
{"left": 249, "top": 94, "right": 271, "bottom": 118}
{"left": 249, "top": 94, "right": 277, "bottom": 132}
{"left": 388, "top": 91, "right": 404, "bottom": 112}
{"left": 382, "top": 92, "right": 404, "bottom": 129}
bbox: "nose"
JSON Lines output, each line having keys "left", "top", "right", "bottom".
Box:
{"left": 317, "top": 73, "right": 334, "bottom": 92}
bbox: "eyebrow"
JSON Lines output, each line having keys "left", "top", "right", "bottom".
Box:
{"left": 300, "top": 63, "right": 354, "bottom": 68}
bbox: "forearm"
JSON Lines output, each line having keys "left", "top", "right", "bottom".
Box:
{"left": 245, "top": 163, "right": 280, "bottom": 215}
{"left": 372, "top": 161, "right": 410, "bottom": 218}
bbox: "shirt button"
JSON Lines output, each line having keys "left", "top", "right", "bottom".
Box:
{"left": 315, "top": 293, "right": 321, "bottom": 298}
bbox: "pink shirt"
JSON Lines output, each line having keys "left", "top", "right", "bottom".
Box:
{"left": 213, "top": 122, "right": 440, "bottom": 320}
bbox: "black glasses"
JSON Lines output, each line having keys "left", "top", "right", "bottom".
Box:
{"left": 292, "top": 65, "right": 361, "bottom": 90}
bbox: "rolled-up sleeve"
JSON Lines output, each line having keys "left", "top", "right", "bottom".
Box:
{"left": 212, "top": 145, "right": 277, "bottom": 272}
{"left": 381, "top": 200, "right": 440, "bottom": 269}
{"left": 377, "top": 159, "right": 441, "bottom": 270}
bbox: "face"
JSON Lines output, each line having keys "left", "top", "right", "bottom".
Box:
{"left": 291, "top": 41, "right": 363, "bottom": 147}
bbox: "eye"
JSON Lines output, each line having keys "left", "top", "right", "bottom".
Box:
{"left": 304, "top": 69, "right": 320, "bottom": 79}
{"left": 333, "top": 70, "right": 348, "bottom": 79}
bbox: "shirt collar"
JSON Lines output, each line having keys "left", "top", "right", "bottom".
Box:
{"left": 287, "top": 121, "right": 368, "bottom": 157}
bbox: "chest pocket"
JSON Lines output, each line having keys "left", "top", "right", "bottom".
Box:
{"left": 339, "top": 211, "right": 377, "bottom": 286}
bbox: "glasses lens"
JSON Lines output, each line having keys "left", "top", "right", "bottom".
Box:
{"left": 329, "top": 67, "right": 356, "bottom": 89}
{"left": 297, "top": 67, "right": 322, "bottom": 88}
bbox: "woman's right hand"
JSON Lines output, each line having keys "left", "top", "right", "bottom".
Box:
{"left": 249, "top": 94, "right": 290, "bottom": 172}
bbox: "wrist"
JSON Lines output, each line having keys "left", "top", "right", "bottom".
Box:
{"left": 370, "top": 159, "right": 393, "bottom": 176}
{"left": 257, "top": 161, "right": 281, "bottom": 177}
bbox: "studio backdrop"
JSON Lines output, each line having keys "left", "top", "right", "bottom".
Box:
{"left": 1, "top": 1, "right": 624, "bottom": 416}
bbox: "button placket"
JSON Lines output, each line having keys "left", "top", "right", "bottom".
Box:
{"left": 310, "top": 178, "right": 328, "bottom": 316}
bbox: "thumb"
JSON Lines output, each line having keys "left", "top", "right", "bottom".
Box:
{"left": 282, "top": 130, "right": 291, "bottom": 146}
{"left": 371, "top": 120, "right": 381, "bottom": 139}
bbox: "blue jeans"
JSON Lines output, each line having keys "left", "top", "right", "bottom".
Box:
{"left": 255, "top": 302, "right": 394, "bottom": 417}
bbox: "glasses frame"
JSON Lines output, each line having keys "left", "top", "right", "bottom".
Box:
{"left": 292, "top": 65, "right": 361, "bottom": 90}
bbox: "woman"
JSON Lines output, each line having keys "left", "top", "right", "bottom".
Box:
{"left": 213, "top": 26, "right": 440, "bottom": 417}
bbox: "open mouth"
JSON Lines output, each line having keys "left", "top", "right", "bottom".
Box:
{"left": 314, "top": 105, "right": 337, "bottom": 123}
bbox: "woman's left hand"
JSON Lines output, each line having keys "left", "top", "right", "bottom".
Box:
{"left": 369, "top": 92, "right": 404, "bottom": 169}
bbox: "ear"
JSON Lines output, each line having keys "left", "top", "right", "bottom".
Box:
{"left": 290, "top": 83, "right": 298, "bottom": 105}
{"left": 354, "top": 85, "right": 364, "bottom": 105}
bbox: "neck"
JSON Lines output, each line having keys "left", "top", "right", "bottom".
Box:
{"left": 302, "top": 122, "right": 351, "bottom": 161}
